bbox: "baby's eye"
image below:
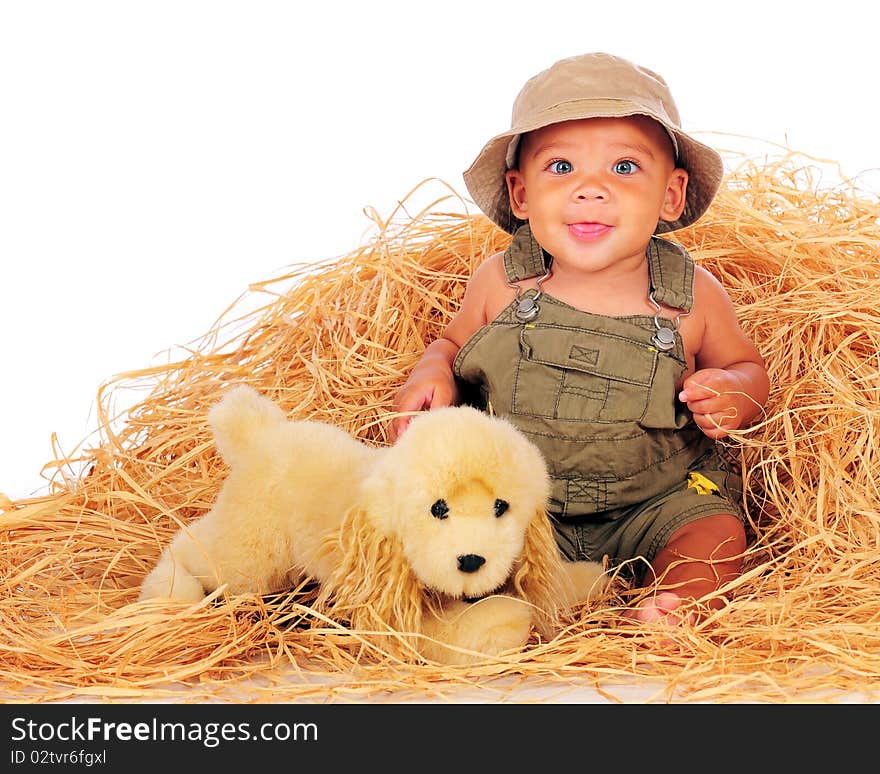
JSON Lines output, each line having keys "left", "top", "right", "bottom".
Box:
{"left": 613, "top": 160, "right": 639, "bottom": 175}
{"left": 430, "top": 499, "right": 449, "bottom": 520}
{"left": 548, "top": 160, "right": 573, "bottom": 174}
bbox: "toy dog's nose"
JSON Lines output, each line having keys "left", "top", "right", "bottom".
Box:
{"left": 457, "top": 554, "right": 486, "bottom": 573}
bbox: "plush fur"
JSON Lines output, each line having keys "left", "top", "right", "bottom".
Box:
{"left": 139, "top": 385, "right": 606, "bottom": 664}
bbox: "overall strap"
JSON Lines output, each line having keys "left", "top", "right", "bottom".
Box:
{"left": 646, "top": 236, "right": 695, "bottom": 312}
{"left": 502, "top": 223, "right": 549, "bottom": 282}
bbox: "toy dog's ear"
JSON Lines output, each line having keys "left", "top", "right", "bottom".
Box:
{"left": 316, "top": 506, "right": 425, "bottom": 656}
{"left": 355, "top": 452, "right": 401, "bottom": 535}
{"left": 510, "top": 508, "right": 567, "bottom": 640}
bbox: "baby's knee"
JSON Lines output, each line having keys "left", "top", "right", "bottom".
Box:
{"left": 666, "top": 513, "right": 746, "bottom": 559}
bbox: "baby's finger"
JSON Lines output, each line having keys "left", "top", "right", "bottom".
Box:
{"left": 427, "top": 384, "right": 455, "bottom": 410}
{"left": 678, "top": 382, "right": 720, "bottom": 403}
{"left": 692, "top": 411, "right": 734, "bottom": 439}
{"left": 389, "top": 415, "right": 411, "bottom": 440}
{"left": 682, "top": 395, "right": 732, "bottom": 415}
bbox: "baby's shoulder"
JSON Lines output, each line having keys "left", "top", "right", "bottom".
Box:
{"left": 692, "top": 263, "right": 732, "bottom": 301}
{"left": 470, "top": 250, "right": 507, "bottom": 285}
{"left": 463, "top": 250, "right": 510, "bottom": 300}
{"left": 690, "top": 263, "right": 738, "bottom": 329}
{"left": 460, "top": 251, "right": 516, "bottom": 325}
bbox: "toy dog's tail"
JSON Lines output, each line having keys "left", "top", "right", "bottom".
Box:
{"left": 207, "top": 384, "right": 287, "bottom": 469}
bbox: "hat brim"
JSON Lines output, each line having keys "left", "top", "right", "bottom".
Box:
{"left": 462, "top": 100, "right": 723, "bottom": 234}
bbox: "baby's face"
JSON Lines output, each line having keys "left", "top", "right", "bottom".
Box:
{"left": 505, "top": 115, "right": 687, "bottom": 271}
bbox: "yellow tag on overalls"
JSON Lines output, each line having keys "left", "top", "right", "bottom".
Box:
{"left": 687, "top": 471, "right": 720, "bottom": 496}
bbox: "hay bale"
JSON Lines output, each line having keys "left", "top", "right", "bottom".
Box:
{"left": 2, "top": 151, "right": 879, "bottom": 703}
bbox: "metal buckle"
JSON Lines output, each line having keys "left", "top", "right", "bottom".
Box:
{"left": 508, "top": 263, "right": 552, "bottom": 322}
{"left": 649, "top": 291, "right": 689, "bottom": 351}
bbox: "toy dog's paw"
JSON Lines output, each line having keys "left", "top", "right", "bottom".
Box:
{"left": 558, "top": 559, "right": 608, "bottom": 609}
{"left": 138, "top": 559, "right": 207, "bottom": 603}
{"left": 443, "top": 595, "right": 533, "bottom": 664}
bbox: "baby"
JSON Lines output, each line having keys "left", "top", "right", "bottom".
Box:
{"left": 391, "top": 53, "right": 769, "bottom": 625}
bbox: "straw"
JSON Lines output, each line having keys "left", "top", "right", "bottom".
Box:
{"left": 2, "top": 148, "right": 879, "bottom": 703}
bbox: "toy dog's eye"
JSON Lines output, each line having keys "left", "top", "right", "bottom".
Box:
{"left": 494, "top": 499, "right": 509, "bottom": 517}
{"left": 430, "top": 499, "right": 449, "bottom": 519}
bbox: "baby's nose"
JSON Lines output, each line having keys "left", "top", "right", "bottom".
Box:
{"left": 575, "top": 180, "right": 608, "bottom": 200}
{"left": 457, "top": 554, "right": 486, "bottom": 573}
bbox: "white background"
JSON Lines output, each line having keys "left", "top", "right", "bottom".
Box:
{"left": 2, "top": 1, "right": 878, "bottom": 501}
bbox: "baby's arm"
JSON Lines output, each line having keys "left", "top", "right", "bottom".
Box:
{"left": 390, "top": 255, "right": 499, "bottom": 439}
{"left": 679, "top": 267, "right": 770, "bottom": 439}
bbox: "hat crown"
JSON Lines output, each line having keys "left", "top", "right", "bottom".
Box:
{"left": 511, "top": 52, "right": 681, "bottom": 131}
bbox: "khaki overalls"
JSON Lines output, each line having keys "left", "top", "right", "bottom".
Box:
{"left": 453, "top": 224, "right": 743, "bottom": 578}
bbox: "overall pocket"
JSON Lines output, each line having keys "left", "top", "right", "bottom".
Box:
{"left": 512, "top": 325, "right": 657, "bottom": 422}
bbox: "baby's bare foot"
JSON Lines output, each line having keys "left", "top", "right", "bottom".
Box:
{"left": 628, "top": 591, "right": 697, "bottom": 627}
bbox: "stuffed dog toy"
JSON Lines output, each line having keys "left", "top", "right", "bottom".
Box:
{"left": 139, "top": 385, "right": 606, "bottom": 664}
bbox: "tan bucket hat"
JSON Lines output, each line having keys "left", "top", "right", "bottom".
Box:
{"left": 463, "top": 52, "right": 724, "bottom": 234}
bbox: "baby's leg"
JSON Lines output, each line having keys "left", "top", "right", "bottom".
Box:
{"left": 631, "top": 513, "right": 746, "bottom": 624}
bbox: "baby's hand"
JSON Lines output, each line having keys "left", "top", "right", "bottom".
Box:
{"left": 390, "top": 370, "right": 456, "bottom": 440}
{"left": 678, "top": 368, "right": 757, "bottom": 439}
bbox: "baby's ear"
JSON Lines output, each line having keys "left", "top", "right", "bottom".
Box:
{"left": 660, "top": 167, "right": 689, "bottom": 222}
{"left": 505, "top": 168, "right": 529, "bottom": 220}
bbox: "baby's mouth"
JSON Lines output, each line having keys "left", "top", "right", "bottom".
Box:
{"left": 568, "top": 222, "right": 613, "bottom": 240}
